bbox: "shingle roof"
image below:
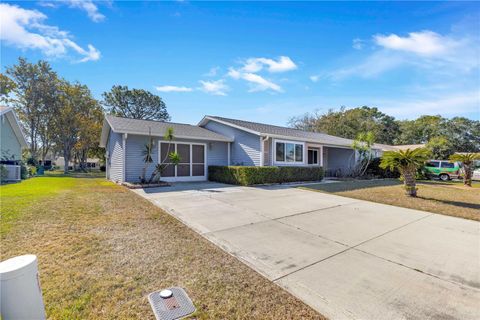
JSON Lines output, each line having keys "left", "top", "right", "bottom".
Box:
{"left": 105, "top": 115, "right": 233, "bottom": 142}
{"left": 203, "top": 115, "right": 372, "bottom": 148}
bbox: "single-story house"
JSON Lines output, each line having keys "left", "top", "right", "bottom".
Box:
{"left": 100, "top": 115, "right": 392, "bottom": 183}
{"left": 0, "top": 106, "right": 28, "bottom": 181}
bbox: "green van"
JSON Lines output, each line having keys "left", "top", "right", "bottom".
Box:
{"left": 424, "top": 160, "right": 461, "bottom": 181}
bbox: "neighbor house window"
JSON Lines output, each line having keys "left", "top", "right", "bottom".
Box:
{"left": 275, "top": 141, "right": 304, "bottom": 163}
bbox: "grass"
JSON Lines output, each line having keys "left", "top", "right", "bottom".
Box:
{"left": 1, "top": 174, "right": 324, "bottom": 320}
{"left": 301, "top": 179, "right": 480, "bottom": 221}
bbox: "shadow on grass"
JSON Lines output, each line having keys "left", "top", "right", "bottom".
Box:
{"left": 417, "top": 196, "right": 480, "bottom": 210}
{"left": 418, "top": 180, "right": 480, "bottom": 188}
{"left": 43, "top": 172, "right": 106, "bottom": 179}
{"left": 304, "top": 179, "right": 401, "bottom": 193}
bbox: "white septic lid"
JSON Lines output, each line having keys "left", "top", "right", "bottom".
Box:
{"left": 159, "top": 289, "right": 173, "bottom": 299}
{"left": 0, "top": 254, "right": 38, "bottom": 280}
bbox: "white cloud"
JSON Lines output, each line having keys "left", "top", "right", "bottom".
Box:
{"left": 377, "top": 90, "right": 479, "bottom": 119}
{"left": 352, "top": 38, "right": 364, "bottom": 50}
{"left": 204, "top": 66, "right": 219, "bottom": 77}
{"left": 63, "top": 0, "right": 106, "bottom": 22}
{"left": 227, "top": 56, "right": 293, "bottom": 93}
{"left": 155, "top": 85, "right": 193, "bottom": 92}
{"left": 40, "top": 0, "right": 106, "bottom": 22}
{"left": 199, "top": 80, "right": 229, "bottom": 96}
{"left": 374, "top": 31, "right": 459, "bottom": 56}
{"left": 228, "top": 67, "right": 282, "bottom": 92}
{"left": 0, "top": 3, "right": 100, "bottom": 62}
{"left": 242, "top": 73, "right": 282, "bottom": 92}
{"left": 242, "top": 56, "right": 297, "bottom": 73}
{"left": 325, "top": 28, "right": 479, "bottom": 81}
{"left": 309, "top": 75, "right": 320, "bottom": 82}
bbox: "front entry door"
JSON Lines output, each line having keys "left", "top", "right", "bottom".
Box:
{"left": 160, "top": 142, "right": 206, "bottom": 181}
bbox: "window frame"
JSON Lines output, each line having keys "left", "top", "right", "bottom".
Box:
{"left": 273, "top": 139, "right": 305, "bottom": 165}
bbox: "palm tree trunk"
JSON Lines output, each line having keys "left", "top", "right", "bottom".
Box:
{"left": 403, "top": 168, "right": 417, "bottom": 197}
{"left": 463, "top": 164, "right": 472, "bottom": 187}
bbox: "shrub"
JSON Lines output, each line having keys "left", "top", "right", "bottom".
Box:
{"left": 20, "top": 163, "right": 28, "bottom": 179}
{"left": 0, "top": 164, "right": 8, "bottom": 183}
{"left": 100, "top": 165, "right": 106, "bottom": 172}
{"left": 27, "top": 165, "right": 37, "bottom": 177}
{"left": 366, "top": 157, "right": 400, "bottom": 178}
{"left": 208, "top": 166, "right": 324, "bottom": 186}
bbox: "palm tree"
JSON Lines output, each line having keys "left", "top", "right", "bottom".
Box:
{"left": 380, "top": 148, "right": 431, "bottom": 197}
{"left": 449, "top": 153, "right": 480, "bottom": 187}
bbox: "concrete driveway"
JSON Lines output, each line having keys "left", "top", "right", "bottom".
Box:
{"left": 133, "top": 182, "right": 480, "bottom": 320}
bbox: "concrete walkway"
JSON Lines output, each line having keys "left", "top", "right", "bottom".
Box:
{"left": 133, "top": 182, "right": 480, "bottom": 320}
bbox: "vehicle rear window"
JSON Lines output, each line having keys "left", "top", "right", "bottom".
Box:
{"left": 425, "top": 161, "right": 440, "bottom": 167}
{"left": 441, "top": 162, "right": 455, "bottom": 168}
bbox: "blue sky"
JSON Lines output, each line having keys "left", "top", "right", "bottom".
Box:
{"left": 1, "top": 1, "right": 479, "bottom": 125}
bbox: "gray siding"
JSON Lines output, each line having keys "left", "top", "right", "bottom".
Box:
{"left": 124, "top": 134, "right": 229, "bottom": 182}
{"left": 203, "top": 121, "right": 261, "bottom": 166}
{"left": 125, "top": 135, "right": 159, "bottom": 182}
{"left": 107, "top": 131, "right": 124, "bottom": 182}
{"left": 0, "top": 114, "right": 22, "bottom": 160}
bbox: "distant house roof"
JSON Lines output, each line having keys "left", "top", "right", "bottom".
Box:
{"left": 394, "top": 144, "right": 426, "bottom": 150}
{"left": 199, "top": 115, "right": 390, "bottom": 150}
{"left": 0, "top": 106, "right": 28, "bottom": 148}
{"left": 100, "top": 115, "right": 233, "bottom": 147}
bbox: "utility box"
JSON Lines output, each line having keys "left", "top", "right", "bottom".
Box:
{"left": 0, "top": 255, "right": 46, "bottom": 320}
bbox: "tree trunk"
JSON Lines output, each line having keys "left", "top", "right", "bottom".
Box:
{"left": 463, "top": 163, "right": 472, "bottom": 187}
{"left": 63, "top": 147, "right": 70, "bottom": 174}
{"left": 403, "top": 168, "right": 417, "bottom": 197}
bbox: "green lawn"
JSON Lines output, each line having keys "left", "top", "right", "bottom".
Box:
{"left": 1, "top": 174, "right": 324, "bottom": 320}
{"left": 301, "top": 179, "right": 480, "bottom": 221}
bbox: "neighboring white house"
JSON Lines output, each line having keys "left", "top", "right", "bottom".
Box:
{"left": 0, "top": 106, "right": 28, "bottom": 181}
{"left": 55, "top": 156, "right": 101, "bottom": 170}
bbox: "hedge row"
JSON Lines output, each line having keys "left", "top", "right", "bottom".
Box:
{"left": 208, "top": 166, "right": 324, "bottom": 186}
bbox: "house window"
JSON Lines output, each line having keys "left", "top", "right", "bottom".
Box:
{"left": 308, "top": 148, "right": 319, "bottom": 165}
{"left": 275, "top": 141, "right": 304, "bottom": 163}
{"left": 276, "top": 143, "right": 285, "bottom": 162}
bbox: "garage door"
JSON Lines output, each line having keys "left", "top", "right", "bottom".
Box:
{"left": 159, "top": 142, "right": 206, "bottom": 181}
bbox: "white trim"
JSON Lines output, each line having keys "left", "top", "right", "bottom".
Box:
{"left": 307, "top": 147, "right": 320, "bottom": 165}
{"left": 320, "top": 145, "right": 324, "bottom": 167}
{"left": 259, "top": 137, "right": 264, "bottom": 166}
{"left": 122, "top": 133, "right": 127, "bottom": 182}
{"left": 198, "top": 116, "right": 262, "bottom": 136}
{"left": 158, "top": 141, "right": 207, "bottom": 181}
{"left": 273, "top": 139, "right": 306, "bottom": 166}
{"left": 227, "top": 142, "right": 231, "bottom": 165}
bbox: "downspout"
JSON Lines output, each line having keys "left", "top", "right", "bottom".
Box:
{"left": 260, "top": 136, "right": 269, "bottom": 166}
{"left": 122, "top": 133, "right": 128, "bottom": 182}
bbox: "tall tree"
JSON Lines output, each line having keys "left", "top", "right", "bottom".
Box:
{"left": 102, "top": 85, "right": 170, "bottom": 121}
{"left": 289, "top": 106, "right": 400, "bottom": 144}
{"left": 426, "top": 136, "right": 455, "bottom": 160}
{"left": 53, "top": 81, "right": 98, "bottom": 174}
{"left": 0, "top": 73, "right": 16, "bottom": 104}
{"left": 5, "top": 58, "right": 58, "bottom": 161}
{"left": 395, "top": 115, "right": 446, "bottom": 145}
{"left": 445, "top": 117, "right": 480, "bottom": 152}
{"left": 74, "top": 101, "right": 104, "bottom": 170}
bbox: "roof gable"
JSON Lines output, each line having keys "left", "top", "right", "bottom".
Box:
{"left": 0, "top": 106, "right": 28, "bottom": 148}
